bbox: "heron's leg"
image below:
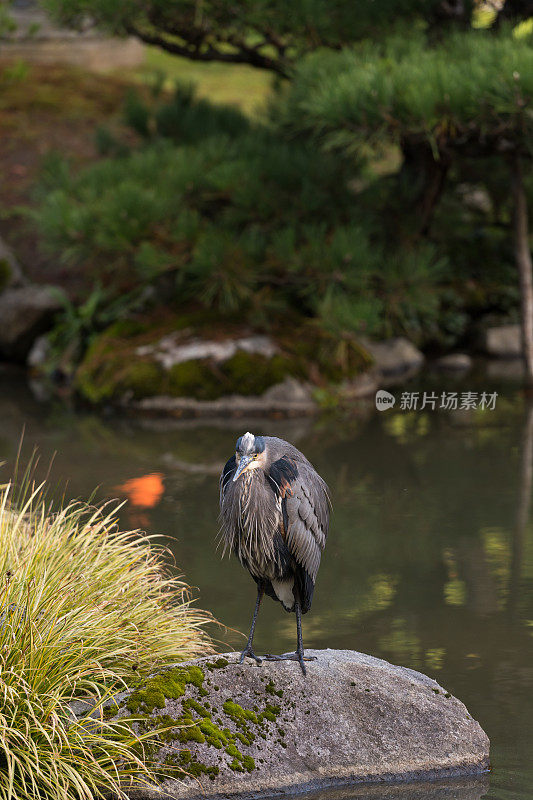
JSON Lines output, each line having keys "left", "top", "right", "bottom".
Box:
{"left": 263, "top": 598, "right": 317, "bottom": 676}
{"left": 240, "top": 584, "right": 264, "bottom": 665}
{"left": 295, "top": 600, "right": 314, "bottom": 670}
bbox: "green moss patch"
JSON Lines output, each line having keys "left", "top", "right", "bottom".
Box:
{"left": 120, "top": 661, "right": 288, "bottom": 779}
{"left": 205, "top": 658, "right": 230, "bottom": 671}
{"left": 151, "top": 697, "right": 259, "bottom": 774}
{"left": 75, "top": 332, "right": 166, "bottom": 403}
{"left": 126, "top": 665, "right": 206, "bottom": 714}
{"left": 222, "top": 698, "right": 280, "bottom": 738}
{"left": 74, "top": 311, "right": 371, "bottom": 405}
{"left": 278, "top": 323, "right": 372, "bottom": 384}
{"left": 265, "top": 680, "right": 283, "bottom": 698}
{"left": 221, "top": 352, "right": 297, "bottom": 395}
{"left": 167, "top": 351, "right": 298, "bottom": 400}
{"left": 166, "top": 359, "right": 220, "bottom": 400}
{"left": 163, "top": 749, "right": 220, "bottom": 781}
{"left": 76, "top": 330, "right": 303, "bottom": 404}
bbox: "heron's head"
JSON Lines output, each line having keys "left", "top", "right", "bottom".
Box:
{"left": 233, "top": 432, "right": 266, "bottom": 482}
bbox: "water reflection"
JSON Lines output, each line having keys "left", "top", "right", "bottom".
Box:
{"left": 1, "top": 365, "right": 533, "bottom": 800}
{"left": 301, "top": 776, "right": 489, "bottom": 800}
{"left": 115, "top": 473, "right": 165, "bottom": 527}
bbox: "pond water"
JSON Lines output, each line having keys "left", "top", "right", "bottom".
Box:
{"left": 0, "top": 364, "right": 532, "bottom": 800}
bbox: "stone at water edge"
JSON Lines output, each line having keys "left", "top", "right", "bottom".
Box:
{"left": 112, "top": 649, "right": 490, "bottom": 800}
{"left": 359, "top": 337, "right": 425, "bottom": 380}
{"left": 0, "top": 285, "right": 61, "bottom": 361}
{"left": 432, "top": 353, "right": 473, "bottom": 372}
{"left": 481, "top": 325, "right": 521, "bottom": 359}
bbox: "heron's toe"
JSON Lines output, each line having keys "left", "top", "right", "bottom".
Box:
{"left": 240, "top": 648, "right": 262, "bottom": 665}
{"left": 262, "top": 652, "right": 312, "bottom": 675}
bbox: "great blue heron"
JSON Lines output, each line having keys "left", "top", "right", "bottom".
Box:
{"left": 219, "top": 432, "right": 330, "bottom": 675}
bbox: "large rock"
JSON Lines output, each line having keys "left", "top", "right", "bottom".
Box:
{"left": 0, "top": 286, "right": 61, "bottom": 361}
{"left": 110, "top": 650, "right": 489, "bottom": 799}
{"left": 432, "top": 354, "right": 473, "bottom": 372}
{"left": 341, "top": 371, "right": 380, "bottom": 399}
{"left": 126, "top": 378, "right": 316, "bottom": 418}
{"left": 360, "top": 338, "right": 424, "bottom": 380}
{"left": 136, "top": 334, "right": 278, "bottom": 370}
{"left": 481, "top": 325, "right": 521, "bottom": 358}
{"left": 456, "top": 184, "right": 492, "bottom": 215}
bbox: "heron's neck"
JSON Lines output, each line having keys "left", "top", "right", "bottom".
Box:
{"left": 239, "top": 469, "right": 255, "bottom": 494}
{"left": 238, "top": 470, "right": 260, "bottom": 515}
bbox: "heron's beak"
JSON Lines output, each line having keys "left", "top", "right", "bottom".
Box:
{"left": 233, "top": 456, "right": 252, "bottom": 482}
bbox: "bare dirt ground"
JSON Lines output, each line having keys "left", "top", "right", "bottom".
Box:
{"left": 0, "top": 61, "right": 137, "bottom": 291}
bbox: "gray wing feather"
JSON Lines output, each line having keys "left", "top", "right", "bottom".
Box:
{"left": 284, "top": 463, "right": 329, "bottom": 582}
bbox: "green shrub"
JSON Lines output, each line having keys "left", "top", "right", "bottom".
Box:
{"left": 33, "top": 127, "right": 450, "bottom": 341}
{"left": 30, "top": 64, "right": 528, "bottom": 361}
{"left": 123, "top": 87, "right": 151, "bottom": 138}
{"left": 272, "top": 30, "right": 533, "bottom": 145}
{"left": 154, "top": 83, "right": 250, "bottom": 143}
{"left": 45, "top": 285, "right": 148, "bottom": 378}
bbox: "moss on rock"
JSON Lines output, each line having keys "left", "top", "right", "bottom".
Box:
{"left": 242, "top": 755, "right": 256, "bottom": 772}
{"left": 167, "top": 352, "right": 300, "bottom": 400}
{"left": 75, "top": 331, "right": 165, "bottom": 403}
{"left": 167, "top": 359, "right": 221, "bottom": 400}
{"left": 206, "top": 658, "right": 229, "bottom": 670}
{"left": 163, "top": 750, "right": 220, "bottom": 781}
{"left": 279, "top": 324, "right": 371, "bottom": 384}
{"left": 73, "top": 312, "right": 371, "bottom": 406}
{"left": 126, "top": 665, "right": 206, "bottom": 714}
{"left": 110, "top": 650, "right": 488, "bottom": 793}
{"left": 117, "top": 660, "right": 287, "bottom": 780}
{"left": 220, "top": 352, "right": 297, "bottom": 395}
{"left": 222, "top": 700, "right": 258, "bottom": 724}
{"left": 76, "top": 336, "right": 303, "bottom": 404}
{"left": 265, "top": 680, "right": 283, "bottom": 698}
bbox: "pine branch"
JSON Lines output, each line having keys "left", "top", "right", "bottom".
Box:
{"left": 125, "top": 21, "right": 291, "bottom": 77}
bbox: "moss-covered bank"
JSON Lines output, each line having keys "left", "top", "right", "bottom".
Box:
{"left": 73, "top": 314, "right": 371, "bottom": 405}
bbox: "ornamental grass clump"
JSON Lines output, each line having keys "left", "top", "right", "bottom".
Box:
{"left": 0, "top": 481, "right": 213, "bottom": 800}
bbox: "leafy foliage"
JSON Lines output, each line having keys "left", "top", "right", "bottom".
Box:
{"left": 268, "top": 26, "right": 533, "bottom": 344}
{"left": 44, "top": 285, "right": 148, "bottom": 377}
{"left": 32, "top": 87, "right": 454, "bottom": 344}
{"left": 0, "top": 1, "right": 16, "bottom": 37}
{"left": 31, "top": 23, "right": 533, "bottom": 370}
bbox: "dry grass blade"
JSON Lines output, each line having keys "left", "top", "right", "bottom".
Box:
{"left": 0, "top": 481, "right": 213, "bottom": 800}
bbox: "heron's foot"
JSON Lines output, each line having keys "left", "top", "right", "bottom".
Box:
{"left": 263, "top": 651, "right": 316, "bottom": 676}
{"left": 239, "top": 647, "right": 262, "bottom": 665}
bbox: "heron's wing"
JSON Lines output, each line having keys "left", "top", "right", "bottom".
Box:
{"left": 268, "top": 456, "right": 329, "bottom": 585}
{"left": 219, "top": 455, "right": 237, "bottom": 506}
